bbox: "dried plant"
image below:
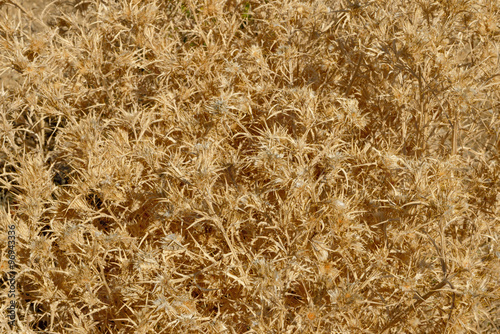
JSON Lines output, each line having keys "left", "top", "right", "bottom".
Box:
{"left": 0, "top": 0, "right": 499, "bottom": 333}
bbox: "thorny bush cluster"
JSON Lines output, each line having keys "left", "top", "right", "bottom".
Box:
{"left": 0, "top": 0, "right": 499, "bottom": 333}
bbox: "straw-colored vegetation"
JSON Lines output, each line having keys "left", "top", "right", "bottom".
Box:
{"left": 1, "top": 0, "right": 499, "bottom": 333}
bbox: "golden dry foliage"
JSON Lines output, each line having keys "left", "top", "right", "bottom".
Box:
{"left": 0, "top": 0, "right": 499, "bottom": 333}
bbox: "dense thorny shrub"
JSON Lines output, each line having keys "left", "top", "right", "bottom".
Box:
{"left": 0, "top": 0, "right": 499, "bottom": 333}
